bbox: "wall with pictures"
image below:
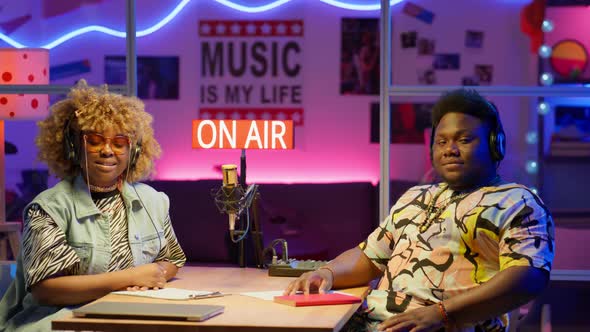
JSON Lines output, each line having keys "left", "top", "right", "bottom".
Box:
{"left": 389, "top": 0, "right": 539, "bottom": 185}
{"left": 3, "top": 0, "right": 536, "bottom": 194}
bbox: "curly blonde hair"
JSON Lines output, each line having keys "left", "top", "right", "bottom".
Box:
{"left": 36, "top": 80, "right": 161, "bottom": 183}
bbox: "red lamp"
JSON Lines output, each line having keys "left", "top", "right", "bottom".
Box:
{"left": 0, "top": 48, "right": 49, "bottom": 259}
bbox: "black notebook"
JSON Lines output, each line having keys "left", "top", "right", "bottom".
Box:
{"left": 73, "top": 301, "right": 224, "bottom": 322}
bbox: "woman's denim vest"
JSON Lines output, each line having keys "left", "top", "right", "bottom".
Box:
{"left": 0, "top": 176, "right": 169, "bottom": 331}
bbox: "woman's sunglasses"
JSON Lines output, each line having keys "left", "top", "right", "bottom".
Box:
{"left": 83, "top": 132, "right": 131, "bottom": 155}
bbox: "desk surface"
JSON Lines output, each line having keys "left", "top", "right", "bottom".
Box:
{"left": 52, "top": 266, "right": 368, "bottom": 332}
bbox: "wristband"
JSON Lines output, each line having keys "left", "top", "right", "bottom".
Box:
{"left": 437, "top": 301, "right": 452, "bottom": 328}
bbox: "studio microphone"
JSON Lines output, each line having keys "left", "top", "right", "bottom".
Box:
{"left": 221, "top": 164, "right": 240, "bottom": 237}
{"left": 212, "top": 164, "right": 259, "bottom": 243}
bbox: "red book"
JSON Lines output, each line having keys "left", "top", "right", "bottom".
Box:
{"left": 273, "top": 293, "right": 362, "bottom": 307}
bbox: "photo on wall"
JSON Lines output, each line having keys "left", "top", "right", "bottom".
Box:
{"left": 417, "top": 38, "right": 435, "bottom": 56}
{"left": 462, "top": 76, "right": 479, "bottom": 86}
{"left": 474, "top": 64, "right": 493, "bottom": 85}
{"left": 555, "top": 106, "right": 590, "bottom": 137}
{"left": 401, "top": 31, "right": 417, "bottom": 48}
{"left": 370, "top": 102, "right": 433, "bottom": 144}
{"left": 105, "top": 56, "right": 179, "bottom": 99}
{"left": 465, "top": 30, "right": 484, "bottom": 48}
{"left": 541, "top": 6, "right": 590, "bottom": 84}
{"left": 433, "top": 54, "right": 460, "bottom": 70}
{"left": 549, "top": 105, "right": 590, "bottom": 157}
{"left": 340, "top": 18, "right": 380, "bottom": 95}
{"left": 545, "top": 39, "right": 589, "bottom": 84}
{"left": 417, "top": 67, "right": 436, "bottom": 85}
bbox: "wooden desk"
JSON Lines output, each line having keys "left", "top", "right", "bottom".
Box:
{"left": 52, "top": 266, "right": 368, "bottom": 332}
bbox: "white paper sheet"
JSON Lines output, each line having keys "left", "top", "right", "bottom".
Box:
{"left": 240, "top": 290, "right": 285, "bottom": 301}
{"left": 112, "top": 288, "right": 220, "bottom": 300}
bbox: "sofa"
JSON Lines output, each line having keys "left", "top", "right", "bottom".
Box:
{"left": 145, "top": 180, "right": 418, "bottom": 265}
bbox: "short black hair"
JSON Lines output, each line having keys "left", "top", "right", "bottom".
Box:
{"left": 431, "top": 88, "right": 498, "bottom": 129}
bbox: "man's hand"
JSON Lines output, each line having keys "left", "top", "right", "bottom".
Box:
{"left": 283, "top": 268, "right": 334, "bottom": 295}
{"left": 126, "top": 263, "right": 167, "bottom": 291}
{"left": 377, "top": 305, "right": 444, "bottom": 332}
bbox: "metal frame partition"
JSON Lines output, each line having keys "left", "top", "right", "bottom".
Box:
{"left": 0, "top": 0, "right": 138, "bottom": 226}
{"left": 0, "top": 0, "right": 137, "bottom": 97}
{"left": 0, "top": 0, "right": 589, "bottom": 238}
{"left": 377, "top": 0, "right": 590, "bottom": 223}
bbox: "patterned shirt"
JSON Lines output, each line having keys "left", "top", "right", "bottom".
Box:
{"left": 360, "top": 182, "right": 554, "bottom": 331}
{"left": 22, "top": 190, "right": 186, "bottom": 289}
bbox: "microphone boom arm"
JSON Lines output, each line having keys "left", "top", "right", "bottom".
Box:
{"left": 237, "top": 184, "right": 259, "bottom": 217}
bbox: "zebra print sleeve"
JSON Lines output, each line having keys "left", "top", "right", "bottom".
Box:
{"left": 155, "top": 214, "right": 187, "bottom": 268}
{"left": 22, "top": 204, "right": 80, "bottom": 289}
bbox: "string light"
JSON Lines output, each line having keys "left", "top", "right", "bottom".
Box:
{"left": 526, "top": 131, "right": 538, "bottom": 144}
{"left": 525, "top": 160, "right": 538, "bottom": 174}
{"left": 540, "top": 72, "right": 554, "bottom": 86}
{"left": 530, "top": 17, "right": 557, "bottom": 195}
{"left": 537, "top": 101, "right": 551, "bottom": 115}
{"left": 541, "top": 19, "right": 554, "bottom": 33}
{"left": 538, "top": 44, "right": 552, "bottom": 58}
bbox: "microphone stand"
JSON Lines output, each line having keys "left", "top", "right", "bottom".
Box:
{"left": 239, "top": 149, "right": 246, "bottom": 188}
{"left": 251, "top": 191, "right": 264, "bottom": 268}
{"left": 233, "top": 149, "right": 264, "bottom": 268}
{"left": 237, "top": 149, "right": 246, "bottom": 268}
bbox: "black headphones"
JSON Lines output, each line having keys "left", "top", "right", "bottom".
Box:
{"left": 129, "top": 140, "right": 142, "bottom": 170}
{"left": 430, "top": 100, "right": 506, "bottom": 162}
{"left": 63, "top": 112, "right": 143, "bottom": 169}
{"left": 63, "top": 113, "right": 79, "bottom": 165}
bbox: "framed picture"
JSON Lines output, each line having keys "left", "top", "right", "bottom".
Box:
{"left": 370, "top": 102, "right": 433, "bottom": 144}
{"left": 474, "top": 65, "right": 493, "bottom": 85}
{"left": 340, "top": 18, "right": 380, "bottom": 95}
{"left": 547, "top": 40, "right": 589, "bottom": 83}
{"left": 555, "top": 106, "right": 590, "bottom": 137}
{"left": 462, "top": 76, "right": 479, "bottom": 86}
{"left": 433, "top": 54, "right": 460, "bottom": 70}
{"left": 401, "top": 31, "right": 417, "bottom": 48}
{"left": 105, "top": 56, "right": 180, "bottom": 99}
{"left": 465, "top": 30, "right": 484, "bottom": 48}
{"left": 417, "top": 38, "right": 435, "bottom": 55}
{"left": 417, "top": 68, "right": 436, "bottom": 85}
{"left": 549, "top": 105, "right": 590, "bottom": 157}
{"left": 542, "top": 7, "right": 590, "bottom": 83}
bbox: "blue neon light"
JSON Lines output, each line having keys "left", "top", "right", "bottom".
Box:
{"left": 214, "top": 0, "right": 402, "bottom": 13}
{"left": 0, "top": 0, "right": 402, "bottom": 49}
{"left": 213, "top": 0, "right": 293, "bottom": 13}
{"left": 320, "top": 0, "right": 402, "bottom": 11}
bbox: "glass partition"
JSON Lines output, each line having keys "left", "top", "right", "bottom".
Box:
{"left": 1, "top": 0, "right": 588, "bottom": 262}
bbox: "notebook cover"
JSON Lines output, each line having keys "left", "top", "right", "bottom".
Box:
{"left": 273, "top": 293, "right": 362, "bottom": 307}
{"left": 72, "top": 301, "right": 224, "bottom": 321}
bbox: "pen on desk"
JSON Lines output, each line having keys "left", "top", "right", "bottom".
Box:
{"left": 189, "top": 291, "right": 226, "bottom": 299}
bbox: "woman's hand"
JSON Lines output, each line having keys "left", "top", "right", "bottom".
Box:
{"left": 377, "top": 305, "right": 444, "bottom": 332}
{"left": 126, "top": 263, "right": 167, "bottom": 291}
{"left": 283, "top": 268, "right": 334, "bottom": 295}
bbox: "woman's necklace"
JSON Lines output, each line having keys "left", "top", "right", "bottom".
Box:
{"left": 88, "top": 183, "right": 118, "bottom": 193}
{"left": 419, "top": 176, "right": 501, "bottom": 233}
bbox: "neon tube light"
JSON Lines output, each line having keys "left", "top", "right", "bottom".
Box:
{"left": 319, "top": 0, "right": 402, "bottom": 11}
{"left": 0, "top": 0, "right": 403, "bottom": 49}
{"left": 213, "top": 0, "right": 402, "bottom": 13}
